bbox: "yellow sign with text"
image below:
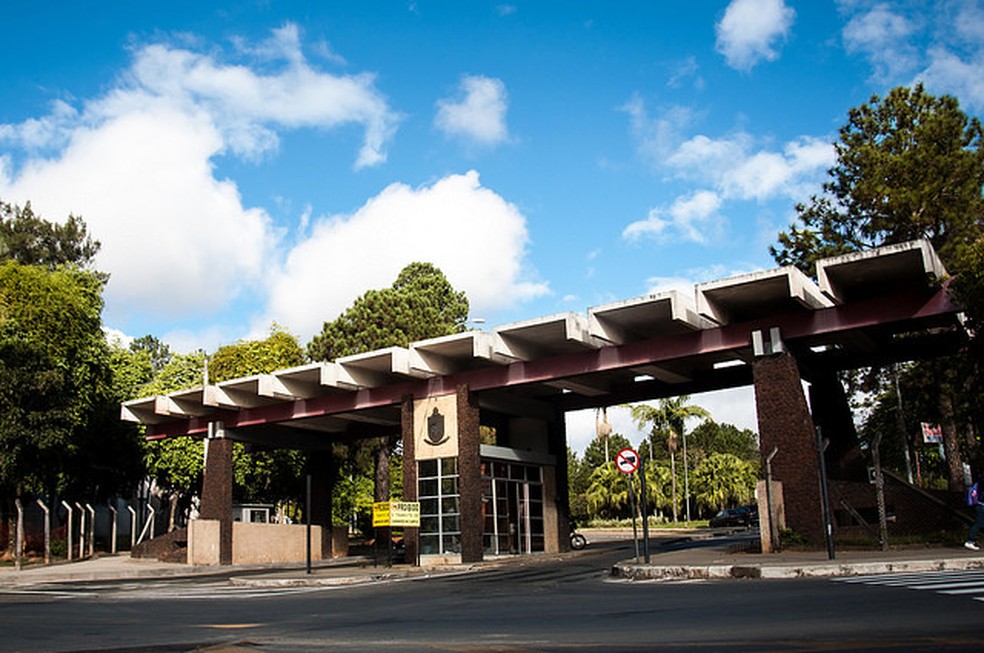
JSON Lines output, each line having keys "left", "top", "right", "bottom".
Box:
{"left": 372, "top": 501, "right": 420, "bottom": 527}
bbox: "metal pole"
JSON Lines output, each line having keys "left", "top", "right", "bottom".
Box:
{"left": 36, "top": 499, "right": 50, "bottom": 565}
{"left": 74, "top": 502, "right": 85, "bottom": 560}
{"left": 14, "top": 498, "right": 23, "bottom": 572}
{"left": 683, "top": 430, "right": 691, "bottom": 525}
{"left": 127, "top": 505, "right": 137, "bottom": 550}
{"left": 628, "top": 471, "right": 639, "bottom": 562}
{"left": 61, "top": 501, "right": 73, "bottom": 562}
{"left": 765, "top": 447, "right": 779, "bottom": 553}
{"left": 85, "top": 504, "right": 95, "bottom": 557}
{"left": 109, "top": 504, "right": 118, "bottom": 555}
{"left": 305, "top": 473, "right": 312, "bottom": 575}
{"left": 871, "top": 432, "right": 889, "bottom": 551}
{"left": 638, "top": 455, "right": 651, "bottom": 564}
{"left": 816, "top": 427, "right": 835, "bottom": 560}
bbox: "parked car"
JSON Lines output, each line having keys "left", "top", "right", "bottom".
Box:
{"left": 709, "top": 505, "right": 758, "bottom": 528}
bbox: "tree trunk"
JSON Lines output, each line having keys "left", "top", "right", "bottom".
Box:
{"left": 940, "top": 391, "right": 964, "bottom": 492}
{"left": 375, "top": 437, "right": 390, "bottom": 502}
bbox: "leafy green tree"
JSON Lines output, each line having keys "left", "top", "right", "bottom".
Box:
{"left": 692, "top": 453, "right": 757, "bottom": 514}
{"left": 772, "top": 83, "right": 984, "bottom": 275}
{"left": 1, "top": 201, "right": 101, "bottom": 272}
{"left": 0, "top": 262, "right": 135, "bottom": 496}
{"left": 141, "top": 351, "right": 208, "bottom": 500}
{"left": 771, "top": 84, "right": 984, "bottom": 490}
{"left": 308, "top": 262, "right": 469, "bottom": 361}
{"left": 208, "top": 324, "right": 305, "bottom": 383}
{"left": 129, "top": 335, "right": 172, "bottom": 373}
{"left": 582, "top": 432, "right": 632, "bottom": 470}
{"left": 629, "top": 397, "right": 709, "bottom": 523}
{"left": 585, "top": 462, "right": 631, "bottom": 519}
{"left": 567, "top": 447, "right": 591, "bottom": 526}
{"left": 687, "top": 420, "right": 759, "bottom": 464}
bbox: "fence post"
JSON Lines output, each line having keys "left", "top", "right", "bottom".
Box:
{"left": 14, "top": 498, "right": 24, "bottom": 571}
{"left": 61, "top": 501, "right": 73, "bottom": 562}
{"left": 109, "top": 504, "right": 118, "bottom": 555}
{"left": 85, "top": 504, "right": 95, "bottom": 557}
{"left": 74, "top": 502, "right": 85, "bottom": 559}
{"left": 127, "top": 505, "right": 137, "bottom": 550}
{"left": 36, "top": 499, "right": 50, "bottom": 565}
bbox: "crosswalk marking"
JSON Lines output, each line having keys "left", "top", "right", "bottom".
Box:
{"left": 833, "top": 569, "right": 984, "bottom": 604}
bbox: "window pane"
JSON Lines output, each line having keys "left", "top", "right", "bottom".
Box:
{"left": 420, "top": 498, "right": 438, "bottom": 516}
{"left": 441, "top": 497, "right": 460, "bottom": 514}
{"left": 420, "top": 516, "right": 439, "bottom": 534}
{"left": 418, "top": 459, "right": 438, "bottom": 478}
{"left": 419, "top": 479, "right": 438, "bottom": 497}
{"left": 440, "top": 457, "right": 457, "bottom": 475}
{"left": 442, "top": 515, "right": 460, "bottom": 532}
{"left": 420, "top": 535, "right": 440, "bottom": 555}
{"left": 441, "top": 477, "right": 459, "bottom": 495}
{"left": 442, "top": 534, "right": 461, "bottom": 553}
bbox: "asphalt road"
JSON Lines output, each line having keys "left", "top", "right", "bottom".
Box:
{"left": 3, "top": 539, "right": 984, "bottom": 653}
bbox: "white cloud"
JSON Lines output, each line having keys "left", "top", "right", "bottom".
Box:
{"left": 715, "top": 0, "right": 796, "bottom": 71}
{"left": 621, "top": 102, "right": 834, "bottom": 244}
{"left": 4, "top": 108, "right": 273, "bottom": 324}
{"left": 0, "top": 24, "right": 403, "bottom": 332}
{"left": 623, "top": 190, "right": 723, "bottom": 244}
{"left": 842, "top": 4, "right": 919, "bottom": 82}
{"left": 919, "top": 47, "right": 984, "bottom": 111}
{"left": 621, "top": 95, "right": 694, "bottom": 168}
{"left": 263, "top": 171, "right": 549, "bottom": 341}
{"left": 435, "top": 76, "right": 510, "bottom": 146}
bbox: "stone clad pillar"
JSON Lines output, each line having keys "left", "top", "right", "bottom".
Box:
{"left": 753, "top": 351, "right": 825, "bottom": 543}
{"left": 401, "top": 395, "right": 418, "bottom": 565}
{"left": 309, "top": 449, "right": 334, "bottom": 559}
{"left": 199, "top": 425, "right": 233, "bottom": 565}
{"left": 457, "top": 384, "right": 483, "bottom": 564}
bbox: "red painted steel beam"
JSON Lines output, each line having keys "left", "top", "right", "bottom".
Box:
{"left": 146, "top": 285, "right": 960, "bottom": 439}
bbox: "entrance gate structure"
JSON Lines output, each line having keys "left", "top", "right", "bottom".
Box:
{"left": 123, "top": 240, "right": 964, "bottom": 565}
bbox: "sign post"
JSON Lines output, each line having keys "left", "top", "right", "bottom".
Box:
{"left": 373, "top": 501, "right": 421, "bottom": 566}
{"left": 616, "top": 447, "right": 649, "bottom": 563}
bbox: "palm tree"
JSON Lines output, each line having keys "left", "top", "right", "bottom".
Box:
{"left": 629, "top": 396, "right": 709, "bottom": 524}
{"left": 693, "top": 453, "right": 756, "bottom": 513}
{"left": 585, "top": 461, "right": 630, "bottom": 518}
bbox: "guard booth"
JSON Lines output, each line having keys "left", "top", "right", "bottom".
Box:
{"left": 407, "top": 391, "right": 564, "bottom": 564}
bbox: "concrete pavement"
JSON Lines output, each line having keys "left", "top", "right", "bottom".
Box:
{"left": 2, "top": 529, "right": 982, "bottom": 588}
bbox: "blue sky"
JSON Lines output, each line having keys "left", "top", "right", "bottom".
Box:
{"left": 2, "top": 1, "right": 983, "bottom": 451}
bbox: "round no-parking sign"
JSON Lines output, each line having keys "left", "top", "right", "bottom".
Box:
{"left": 615, "top": 447, "right": 640, "bottom": 475}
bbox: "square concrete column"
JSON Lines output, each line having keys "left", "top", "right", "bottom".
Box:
{"left": 200, "top": 431, "right": 233, "bottom": 565}
{"left": 457, "top": 384, "right": 483, "bottom": 564}
{"left": 308, "top": 449, "right": 335, "bottom": 559}
{"left": 547, "top": 407, "right": 570, "bottom": 552}
{"left": 753, "top": 352, "right": 825, "bottom": 543}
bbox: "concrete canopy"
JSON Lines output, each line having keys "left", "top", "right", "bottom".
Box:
{"left": 122, "top": 240, "right": 965, "bottom": 447}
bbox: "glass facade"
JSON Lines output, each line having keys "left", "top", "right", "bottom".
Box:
{"left": 482, "top": 460, "right": 544, "bottom": 555}
{"left": 418, "top": 457, "right": 460, "bottom": 555}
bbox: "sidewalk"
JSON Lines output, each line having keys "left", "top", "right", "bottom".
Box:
{"left": 612, "top": 530, "right": 984, "bottom": 580}
{"left": 2, "top": 530, "right": 982, "bottom": 587}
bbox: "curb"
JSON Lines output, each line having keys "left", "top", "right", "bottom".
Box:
{"left": 612, "top": 557, "right": 984, "bottom": 581}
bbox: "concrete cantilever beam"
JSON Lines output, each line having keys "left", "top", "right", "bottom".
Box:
{"left": 587, "top": 290, "right": 711, "bottom": 345}
{"left": 695, "top": 266, "right": 832, "bottom": 325}
{"left": 491, "top": 312, "right": 597, "bottom": 363}
{"left": 816, "top": 239, "right": 947, "bottom": 304}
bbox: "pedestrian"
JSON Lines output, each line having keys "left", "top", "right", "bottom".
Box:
{"left": 966, "top": 472, "right": 984, "bottom": 551}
